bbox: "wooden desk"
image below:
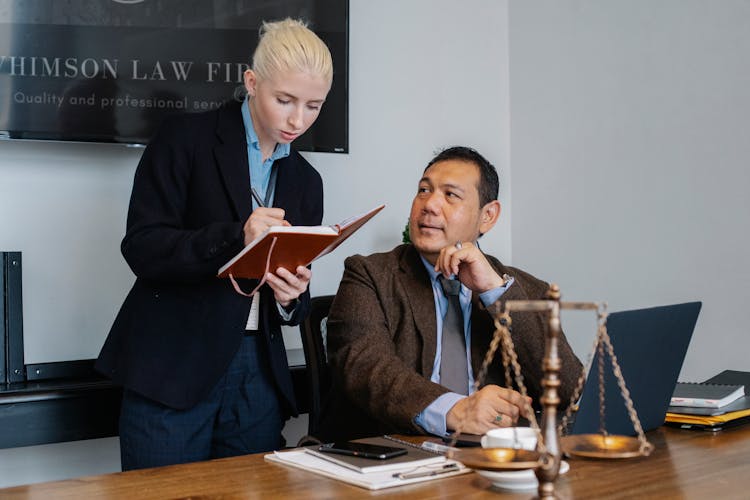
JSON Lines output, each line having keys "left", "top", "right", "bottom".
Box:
{"left": 1, "top": 426, "right": 748, "bottom": 499}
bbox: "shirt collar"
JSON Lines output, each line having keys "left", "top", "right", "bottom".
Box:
{"left": 420, "top": 254, "right": 441, "bottom": 282}
{"left": 241, "top": 96, "right": 290, "bottom": 161}
{"left": 419, "top": 254, "right": 470, "bottom": 297}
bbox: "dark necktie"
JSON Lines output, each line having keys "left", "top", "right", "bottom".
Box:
{"left": 438, "top": 276, "right": 469, "bottom": 395}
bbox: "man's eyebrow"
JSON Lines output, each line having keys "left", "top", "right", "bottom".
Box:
{"left": 439, "top": 182, "right": 465, "bottom": 192}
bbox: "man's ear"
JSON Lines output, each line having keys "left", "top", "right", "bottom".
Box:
{"left": 479, "top": 200, "right": 501, "bottom": 235}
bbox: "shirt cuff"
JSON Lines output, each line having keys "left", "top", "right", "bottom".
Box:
{"left": 414, "top": 392, "right": 466, "bottom": 436}
{"left": 479, "top": 276, "right": 515, "bottom": 308}
{"left": 276, "top": 300, "right": 297, "bottom": 320}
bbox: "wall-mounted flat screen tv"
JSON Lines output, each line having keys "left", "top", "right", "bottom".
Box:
{"left": 0, "top": 0, "right": 348, "bottom": 153}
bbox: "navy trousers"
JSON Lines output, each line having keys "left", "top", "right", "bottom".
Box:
{"left": 119, "top": 334, "right": 283, "bottom": 471}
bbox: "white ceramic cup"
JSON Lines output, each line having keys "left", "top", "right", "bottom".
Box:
{"left": 481, "top": 427, "right": 537, "bottom": 450}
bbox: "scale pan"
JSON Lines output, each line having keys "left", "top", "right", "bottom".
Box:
{"left": 560, "top": 434, "right": 644, "bottom": 459}
{"left": 448, "top": 447, "right": 540, "bottom": 471}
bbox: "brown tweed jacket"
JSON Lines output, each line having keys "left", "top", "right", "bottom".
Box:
{"left": 317, "top": 244, "right": 582, "bottom": 442}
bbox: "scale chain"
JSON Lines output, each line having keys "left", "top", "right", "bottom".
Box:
{"left": 450, "top": 293, "right": 653, "bottom": 470}
{"left": 558, "top": 305, "right": 608, "bottom": 434}
{"left": 496, "top": 312, "right": 547, "bottom": 456}
{"left": 448, "top": 309, "right": 546, "bottom": 458}
{"left": 599, "top": 327, "right": 654, "bottom": 455}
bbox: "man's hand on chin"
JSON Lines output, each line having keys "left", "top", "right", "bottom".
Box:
{"left": 434, "top": 241, "right": 506, "bottom": 294}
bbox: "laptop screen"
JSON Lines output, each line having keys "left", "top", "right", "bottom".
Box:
{"left": 569, "top": 301, "right": 702, "bottom": 435}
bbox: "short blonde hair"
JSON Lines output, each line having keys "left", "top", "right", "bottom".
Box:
{"left": 252, "top": 18, "right": 333, "bottom": 85}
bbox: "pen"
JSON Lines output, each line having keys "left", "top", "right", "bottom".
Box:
{"left": 420, "top": 441, "right": 458, "bottom": 454}
{"left": 393, "top": 463, "right": 461, "bottom": 479}
{"left": 251, "top": 187, "right": 265, "bottom": 208}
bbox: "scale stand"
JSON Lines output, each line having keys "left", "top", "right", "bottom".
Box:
{"left": 448, "top": 285, "right": 653, "bottom": 499}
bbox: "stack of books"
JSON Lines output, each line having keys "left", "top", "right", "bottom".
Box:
{"left": 666, "top": 370, "right": 750, "bottom": 431}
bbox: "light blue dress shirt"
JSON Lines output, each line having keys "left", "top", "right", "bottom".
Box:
{"left": 240, "top": 97, "right": 295, "bottom": 319}
{"left": 241, "top": 96, "right": 290, "bottom": 208}
{"left": 414, "top": 254, "right": 515, "bottom": 436}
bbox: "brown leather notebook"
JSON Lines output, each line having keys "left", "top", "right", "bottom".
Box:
{"left": 217, "top": 204, "right": 384, "bottom": 279}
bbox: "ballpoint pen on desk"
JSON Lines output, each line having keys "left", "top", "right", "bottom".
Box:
{"left": 421, "top": 441, "right": 458, "bottom": 454}
{"left": 381, "top": 435, "right": 458, "bottom": 455}
{"left": 392, "top": 463, "right": 462, "bottom": 480}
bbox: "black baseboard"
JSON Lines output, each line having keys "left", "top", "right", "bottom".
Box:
{"left": 0, "top": 360, "right": 309, "bottom": 449}
{"left": 0, "top": 379, "right": 121, "bottom": 449}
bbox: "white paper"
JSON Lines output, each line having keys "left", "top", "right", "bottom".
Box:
{"left": 264, "top": 449, "right": 468, "bottom": 490}
{"left": 245, "top": 294, "right": 260, "bottom": 330}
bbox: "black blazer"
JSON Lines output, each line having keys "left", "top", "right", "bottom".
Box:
{"left": 96, "top": 100, "right": 323, "bottom": 412}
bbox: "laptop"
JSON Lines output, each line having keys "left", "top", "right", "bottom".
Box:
{"left": 569, "top": 301, "right": 702, "bottom": 436}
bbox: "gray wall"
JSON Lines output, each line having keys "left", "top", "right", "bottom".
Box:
{"left": 509, "top": 0, "right": 750, "bottom": 380}
{"left": 0, "top": 142, "right": 140, "bottom": 363}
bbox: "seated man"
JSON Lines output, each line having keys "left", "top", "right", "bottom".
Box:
{"left": 318, "top": 146, "right": 582, "bottom": 441}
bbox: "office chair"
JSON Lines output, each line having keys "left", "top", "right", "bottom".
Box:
{"left": 298, "top": 295, "right": 335, "bottom": 441}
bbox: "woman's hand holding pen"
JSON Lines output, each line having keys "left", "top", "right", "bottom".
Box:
{"left": 242, "top": 206, "right": 310, "bottom": 307}
{"left": 243, "top": 207, "right": 290, "bottom": 246}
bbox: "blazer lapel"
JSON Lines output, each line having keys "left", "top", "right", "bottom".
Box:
{"left": 398, "top": 246, "right": 439, "bottom": 376}
{"left": 214, "top": 101, "right": 252, "bottom": 221}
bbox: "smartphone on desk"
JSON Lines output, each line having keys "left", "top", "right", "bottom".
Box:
{"left": 318, "top": 441, "right": 408, "bottom": 460}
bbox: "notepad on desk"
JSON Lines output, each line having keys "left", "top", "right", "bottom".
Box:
{"left": 305, "top": 438, "right": 444, "bottom": 474}
{"left": 218, "top": 204, "right": 384, "bottom": 279}
{"left": 670, "top": 382, "right": 745, "bottom": 409}
{"left": 264, "top": 436, "right": 468, "bottom": 490}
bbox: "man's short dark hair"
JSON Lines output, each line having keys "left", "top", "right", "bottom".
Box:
{"left": 424, "top": 146, "right": 499, "bottom": 207}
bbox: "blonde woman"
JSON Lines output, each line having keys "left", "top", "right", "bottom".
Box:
{"left": 97, "top": 19, "right": 333, "bottom": 470}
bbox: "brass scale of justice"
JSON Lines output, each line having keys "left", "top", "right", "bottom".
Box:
{"left": 446, "top": 284, "right": 654, "bottom": 499}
